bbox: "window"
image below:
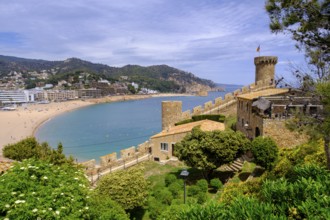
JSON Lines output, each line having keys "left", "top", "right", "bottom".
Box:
{"left": 161, "top": 143, "right": 168, "bottom": 151}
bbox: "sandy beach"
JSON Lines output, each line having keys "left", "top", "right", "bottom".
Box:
{"left": 0, "top": 93, "right": 189, "bottom": 159}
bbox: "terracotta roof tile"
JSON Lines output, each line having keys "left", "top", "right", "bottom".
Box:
{"left": 151, "top": 119, "right": 225, "bottom": 138}
{"left": 237, "top": 88, "right": 289, "bottom": 100}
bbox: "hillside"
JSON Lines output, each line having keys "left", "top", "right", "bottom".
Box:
{"left": 0, "top": 55, "right": 215, "bottom": 93}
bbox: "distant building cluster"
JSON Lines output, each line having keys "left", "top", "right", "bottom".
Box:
{"left": 0, "top": 71, "right": 159, "bottom": 106}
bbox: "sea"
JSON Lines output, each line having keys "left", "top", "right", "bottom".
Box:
{"left": 35, "top": 85, "right": 240, "bottom": 163}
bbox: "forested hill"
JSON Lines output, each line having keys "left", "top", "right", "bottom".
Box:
{"left": 0, "top": 55, "right": 215, "bottom": 93}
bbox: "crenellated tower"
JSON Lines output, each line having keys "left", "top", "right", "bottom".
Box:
{"left": 162, "top": 101, "right": 182, "bottom": 130}
{"left": 254, "top": 56, "right": 278, "bottom": 85}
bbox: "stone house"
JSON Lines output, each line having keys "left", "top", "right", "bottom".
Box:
{"left": 236, "top": 88, "right": 322, "bottom": 147}
{"left": 150, "top": 119, "right": 225, "bottom": 161}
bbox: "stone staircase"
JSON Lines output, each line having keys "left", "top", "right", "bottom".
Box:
{"left": 219, "top": 154, "right": 252, "bottom": 172}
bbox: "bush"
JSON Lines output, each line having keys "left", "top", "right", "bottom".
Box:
{"left": 0, "top": 159, "right": 90, "bottom": 219}
{"left": 187, "top": 185, "right": 201, "bottom": 197}
{"left": 251, "top": 136, "right": 278, "bottom": 170}
{"left": 168, "top": 180, "right": 183, "bottom": 197}
{"left": 196, "top": 179, "right": 208, "bottom": 193}
{"left": 89, "top": 194, "right": 129, "bottom": 220}
{"left": 165, "top": 174, "right": 177, "bottom": 187}
{"left": 95, "top": 166, "right": 149, "bottom": 210}
{"left": 260, "top": 164, "right": 330, "bottom": 219}
{"left": 155, "top": 189, "right": 173, "bottom": 205}
{"left": 210, "top": 178, "right": 223, "bottom": 191}
{"left": 175, "top": 115, "right": 225, "bottom": 126}
{"left": 192, "top": 114, "right": 225, "bottom": 123}
{"left": 3, "top": 137, "right": 73, "bottom": 165}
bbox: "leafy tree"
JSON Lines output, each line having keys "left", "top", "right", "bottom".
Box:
{"left": 0, "top": 159, "right": 90, "bottom": 219}
{"left": 251, "top": 136, "right": 279, "bottom": 170}
{"left": 127, "top": 84, "right": 137, "bottom": 94}
{"left": 174, "top": 127, "right": 251, "bottom": 178}
{"left": 266, "top": 0, "right": 330, "bottom": 169}
{"left": 2, "top": 137, "right": 73, "bottom": 165}
{"left": 95, "top": 166, "right": 149, "bottom": 210}
{"left": 266, "top": 0, "right": 329, "bottom": 83}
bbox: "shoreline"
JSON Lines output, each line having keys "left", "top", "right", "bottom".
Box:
{"left": 0, "top": 93, "right": 190, "bottom": 158}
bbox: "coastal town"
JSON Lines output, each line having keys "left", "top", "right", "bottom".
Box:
{"left": 0, "top": 0, "right": 329, "bottom": 219}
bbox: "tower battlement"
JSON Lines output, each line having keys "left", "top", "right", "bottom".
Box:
{"left": 254, "top": 56, "right": 278, "bottom": 85}
{"left": 254, "top": 56, "right": 277, "bottom": 65}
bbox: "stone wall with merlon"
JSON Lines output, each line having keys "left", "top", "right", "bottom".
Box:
{"left": 137, "top": 141, "right": 151, "bottom": 154}
{"left": 182, "top": 110, "right": 191, "bottom": 120}
{"left": 193, "top": 105, "right": 202, "bottom": 115}
{"left": 233, "top": 89, "right": 242, "bottom": 96}
{"left": 81, "top": 159, "right": 96, "bottom": 171}
{"left": 120, "top": 146, "right": 136, "bottom": 159}
{"left": 249, "top": 83, "right": 256, "bottom": 90}
{"left": 214, "top": 97, "right": 223, "bottom": 106}
{"left": 224, "top": 93, "right": 234, "bottom": 101}
{"left": 100, "top": 152, "right": 117, "bottom": 167}
{"left": 241, "top": 86, "right": 250, "bottom": 94}
{"left": 204, "top": 101, "right": 213, "bottom": 111}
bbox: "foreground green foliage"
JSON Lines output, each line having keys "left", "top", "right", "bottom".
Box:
{"left": 3, "top": 137, "right": 73, "bottom": 165}
{"left": 88, "top": 194, "right": 129, "bottom": 220}
{"left": 0, "top": 159, "right": 90, "bottom": 219}
{"left": 95, "top": 166, "right": 149, "bottom": 211}
{"left": 251, "top": 137, "right": 278, "bottom": 170}
{"left": 159, "top": 164, "right": 330, "bottom": 220}
{"left": 174, "top": 127, "right": 250, "bottom": 178}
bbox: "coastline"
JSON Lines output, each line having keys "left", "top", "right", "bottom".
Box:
{"left": 0, "top": 93, "right": 190, "bottom": 158}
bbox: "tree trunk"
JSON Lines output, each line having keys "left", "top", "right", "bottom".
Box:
{"left": 325, "top": 136, "right": 330, "bottom": 170}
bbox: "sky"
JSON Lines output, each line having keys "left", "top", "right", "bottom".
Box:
{"left": 0, "top": 0, "right": 307, "bottom": 85}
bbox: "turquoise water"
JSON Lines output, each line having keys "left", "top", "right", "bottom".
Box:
{"left": 36, "top": 86, "right": 239, "bottom": 162}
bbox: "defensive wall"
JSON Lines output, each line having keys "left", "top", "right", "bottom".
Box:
{"left": 162, "top": 56, "right": 278, "bottom": 129}
{"left": 162, "top": 77, "right": 275, "bottom": 130}
{"left": 81, "top": 140, "right": 153, "bottom": 184}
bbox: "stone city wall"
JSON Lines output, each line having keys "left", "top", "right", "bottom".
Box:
{"left": 81, "top": 141, "right": 152, "bottom": 173}
{"left": 162, "top": 77, "right": 275, "bottom": 126}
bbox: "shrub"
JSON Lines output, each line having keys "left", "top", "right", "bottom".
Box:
{"left": 147, "top": 196, "right": 164, "bottom": 219}
{"left": 155, "top": 189, "right": 173, "bottom": 205}
{"left": 165, "top": 174, "right": 177, "bottom": 187}
{"left": 0, "top": 159, "right": 90, "bottom": 219}
{"left": 88, "top": 193, "right": 129, "bottom": 220}
{"left": 168, "top": 180, "right": 183, "bottom": 197}
{"left": 192, "top": 114, "right": 225, "bottom": 122}
{"left": 210, "top": 178, "right": 223, "bottom": 191}
{"left": 3, "top": 137, "right": 73, "bottom": 165}
{"left": 175, "top": 114, "right": 225, "bottom": 126}
{"left": 187, "top": 185, "right": 201, "bottom": 197}
{"left": 251, "top": 136, "right": 278, "bottom": 170}
{"left": 95, "top": 166, "right": 149, "bottom": 210}
{"left": 196, "top": 192, "right": 207, "bottom": 204}
{"left": 260, "top": 165, "right": 330, "bottom": 219}
{"left": 196, "top": 179, "right": 208, "bottom": 192}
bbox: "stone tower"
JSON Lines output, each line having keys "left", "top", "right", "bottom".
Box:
{"left": 254, "top": 56, "right": 278, "bottom": 84}
{"left": 162, "top": 101, "right": 182, "bottom": 130}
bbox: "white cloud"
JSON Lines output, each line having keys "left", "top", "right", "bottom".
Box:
{"left": 0, "top": 0, "right": 305, "bottom": 84}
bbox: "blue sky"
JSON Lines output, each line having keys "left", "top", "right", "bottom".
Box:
{"left": 0, "top": 0, "right": 306, "bottom": 84}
